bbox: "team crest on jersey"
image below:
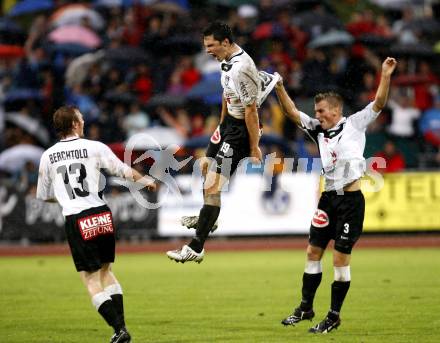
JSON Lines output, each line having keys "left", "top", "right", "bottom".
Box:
{"left": 221, "top": 63, "right": 232, "bottom": 72}
{"left": 77, "top": 211, "right": 114, "bottom": 241}
{"left": 312, "top": 209, "right": 329, "bottom": 228}
{"left": 210, "top": 126, "right": 221, "bottom": 144}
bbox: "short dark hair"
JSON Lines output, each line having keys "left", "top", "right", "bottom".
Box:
{"left": 203, "top": 21, "right": 234, "bottom": 44}
{"left": 53, "top": 106, "right": 80, "bottom": 137}
{"left": 314, "top": 92, "right": 344, "bottom": 110}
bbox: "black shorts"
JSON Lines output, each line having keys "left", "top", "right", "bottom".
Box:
{"left": 65, "top": 205, "right": 116, "bottom": 272}
{"left": 205, "top": 114, "right": 250, "bottom": 178}
{"left": 309, "top": 190, "right": 365, "bottom": 254}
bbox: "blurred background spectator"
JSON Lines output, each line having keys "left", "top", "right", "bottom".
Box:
{"left": 372, "top": 139, "right": 406, "bottom": 173}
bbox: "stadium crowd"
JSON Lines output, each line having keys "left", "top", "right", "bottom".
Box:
{"left": 1, "top": 0, "right": 440, "bottom": 189}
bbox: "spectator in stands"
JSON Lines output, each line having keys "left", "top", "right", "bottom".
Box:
{"left": 392, "top": 7, "right": 418, "bottom": 43}
{"left": 387, "top": 92, "right": 420, "bottom": 138}
{"left": 372, "top": 139, "right": 406, "bottom": 173}
{"left": 419, "top": 95, "right": 440, "bottom": 147}
{"left": 357, "top": 70, "right": 377, "bottom": 107}
{"left": 121, "top": 7, "right": 145, "bottom": 46}
{"left": 179, "top": 56, "right": 201, "bottom": 91}
{"left": 372, "top": 14, "right": 393, "bottom": 38}
{"left": 123, "top": 102, "right": 150, "bottom": 137}
{"left": 0, "top": 125, "right": 44, "bottom": 176}
{"left": 413, "top": 61, "right": 439, "bottom": 111}
{"left": 346, "top": 10, "right": 376, "bottom": 38}
{"left": 167, "top": 56, "right": 201, "bottom": 94}
{"left": 68, "top": 84, "right": 100, "bottom": 123}
{"left": 132, "top": 64, "right": 153, "bottom": 103}
{"left": 190, "top": 114, "right": 205, "bottom": 137}
{"left": 301, "top": 49, "right": 331, "bottom": 96}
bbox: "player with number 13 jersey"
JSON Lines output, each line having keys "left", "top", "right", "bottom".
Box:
{"left": 37, "top": 134, "right": 130, "bottom": 216}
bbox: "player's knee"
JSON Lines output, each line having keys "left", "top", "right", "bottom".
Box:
{"left": 333, "top": 250, "right": 351, "bottom": 266}
{"left": 306, "top": 245, "right": 324, "bottom": 261}
{"left": 99, "top": 264, "right": 114, "bottom": 281}
{"left": 205, "top": 183, "right": 220, "bottom": 195}
{"left": 100, "top": 263, "right": 111, "bottom": 273}
{"left": 204, "top": 192, "right": 221, "bottom": 207}
{"left": 83, "top": 273, "right": 103, "bottom": 294}
{"left": 204, "top": 173, "right": 224, "bottom": 195}
{"left": 334, "top": 265, "right": 351, "bottom": 281}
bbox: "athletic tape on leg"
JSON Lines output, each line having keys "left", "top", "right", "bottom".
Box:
{"left": 334, "top": 266, "right": 351, "bottom": 281}
{"left": 92, "top": 291, "right": 112, "bottom": 310}
{"left": 304, "top": 260, "right": 322, "bottom": 274}
{"left": 104, "top": 283, "right": 123, "bottom": 296}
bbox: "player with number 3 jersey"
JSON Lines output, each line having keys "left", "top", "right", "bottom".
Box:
{"left": 275, "top": 57, "right": 397, "bottom": 334}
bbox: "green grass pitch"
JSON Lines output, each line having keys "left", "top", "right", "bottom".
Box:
{"left": 1, "top": 248, "right": 439, "bottom": 343}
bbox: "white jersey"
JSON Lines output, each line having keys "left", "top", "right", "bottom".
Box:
{"left": 220, "top": 46, "right": 260, "bottom": 119}
{"left": 36, "top": 137, "right": 130, "bottom": 216}
{"left": 299, "top": 102, "right": 381, "bottom": 191}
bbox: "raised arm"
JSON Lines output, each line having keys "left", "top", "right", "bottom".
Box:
{"left": 373, "top": 57, "right": 397, "bottom": 113}
{"left": 274, "top": 73, "right": 302, "bottom": 126}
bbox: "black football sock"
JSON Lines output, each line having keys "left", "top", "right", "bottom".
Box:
{"left": 330, "top": 281, "right": 351, "bottom": 314}
{"left": 105, "top": 284, "right": 125, "bottom": 327}
{"left": 98, "top": 300, "right": 124, "bottom": 332}
{"left": 110, "top": 294, "right": 124, "bottom": 326}
{"left": 299, "top": 272, "right": 322, "bottom": 311}
{"left": 188, "top": 205, "right": 220, "bottom": 253}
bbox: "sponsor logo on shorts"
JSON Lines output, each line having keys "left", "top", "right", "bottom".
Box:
{"left": 312, "top": 209, "right": 329, "bottom": 228}
{"left": 210, "top": 126, "right": 221, "bottom": 144}
{"left": 77, "top": 211, "right": 114, "bottom": 241}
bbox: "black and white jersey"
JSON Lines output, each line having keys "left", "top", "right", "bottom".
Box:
{"left": 299, "top": 102, "right": 381, "bottom": 191}
{"left": 220, "top": 46, "right": 260, "bottom": 119}
{"left": 36, "top": 137, "right": 130, "bottom": 216}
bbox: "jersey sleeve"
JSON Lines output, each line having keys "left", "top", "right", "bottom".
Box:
{"left": 299, "top": 111, "right": 320, "bottom": 130}
{"left": 97, "top": 142, "right": 131, "bottom": 178}
{"left": 36, "top": 153, "right": 54, "bottom": 201}
{"left": 298, "top": 111, "right": 322, "bottom": 143}
{"left": 348, "top": 102, "right": 381, "bottom": 131}
{"left": 232, "top": 64, "right": 259, "bottom": 106}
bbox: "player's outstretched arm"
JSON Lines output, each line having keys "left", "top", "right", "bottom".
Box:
{"left": 373, "top": 57, "right": 397, "bottom": 113}
{"left": 124, "top": 168, "right": 157, "bottom": 191}
{"left": 274, "top": 73, "right": 301, "bottom": 126}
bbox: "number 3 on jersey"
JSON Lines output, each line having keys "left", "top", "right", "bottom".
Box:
{"left": 56, "top": 163, "right": 89, "bottom": 199}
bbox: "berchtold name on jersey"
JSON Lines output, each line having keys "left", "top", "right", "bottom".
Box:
{"left": 49, "top": 149, "right": 88, "bottom": 163}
